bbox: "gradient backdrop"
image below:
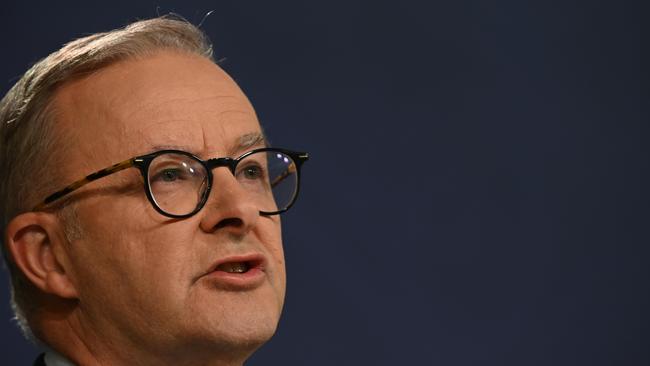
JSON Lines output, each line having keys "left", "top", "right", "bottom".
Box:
{"left": 1, "top": 1, "right": 648, "bottom": 365}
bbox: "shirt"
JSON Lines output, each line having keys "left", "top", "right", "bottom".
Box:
{"left": 44, "top": 349, "right": 75, "bottom": 366}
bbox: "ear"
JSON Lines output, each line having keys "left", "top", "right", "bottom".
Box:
{"left": 5, "top": 212, "right": 78, "bottom": 299}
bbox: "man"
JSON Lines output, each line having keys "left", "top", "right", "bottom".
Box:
{"left": 0, "top": 16, "right": 307, "bottom": 365}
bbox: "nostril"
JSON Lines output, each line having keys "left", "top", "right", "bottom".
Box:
{"left": 214, "top": 217, "right": 244, "bottom": 230}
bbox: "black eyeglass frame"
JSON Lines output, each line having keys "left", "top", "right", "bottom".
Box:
{"left": 34, "top": 147, "right": 309, "bottom": 219}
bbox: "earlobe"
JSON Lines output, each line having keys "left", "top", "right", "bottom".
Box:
{"left": 5, "top": 212, "right": 78, "bottom": 299}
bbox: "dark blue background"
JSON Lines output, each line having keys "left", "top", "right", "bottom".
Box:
{"left": 1, "top": 1, "right": 648, "bottom": 364}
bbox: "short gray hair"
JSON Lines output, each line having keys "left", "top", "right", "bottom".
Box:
{"left": 0, "top": 15, "right": 214, "bottom": 340}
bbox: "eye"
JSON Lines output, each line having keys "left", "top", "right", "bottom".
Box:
{"left": 234, "top": 153, "right": 271, "bottom": 190}
{"left": 160, "top": 168, "right": 181, "bottom": 182}
{"left": 241, "top": 164, "right": 264, "bottom": 180}
{"left": 151, "top": 167, "right": 190, "bottom": 184}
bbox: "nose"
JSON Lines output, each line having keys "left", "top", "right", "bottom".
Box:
{"left": 199, "top": 168, "right": 260, "bottom": 235}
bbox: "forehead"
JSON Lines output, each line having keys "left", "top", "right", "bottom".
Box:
{"left": 52, "top": 51, "right": 262, "bottom": 175}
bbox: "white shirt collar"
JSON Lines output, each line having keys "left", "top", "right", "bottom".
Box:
{"left": 44, "top": 349, "right": 76, "bottom": 366}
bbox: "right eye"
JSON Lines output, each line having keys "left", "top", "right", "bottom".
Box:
{"left": 151, "top": 167, "right": 187, "bottom": 184}
{"left": 159, "top": 168, "right": 181, "bottom": 182}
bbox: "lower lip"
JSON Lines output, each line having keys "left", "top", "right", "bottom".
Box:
{"left": 202, "top": 267, "right": 266, "bottom": 290}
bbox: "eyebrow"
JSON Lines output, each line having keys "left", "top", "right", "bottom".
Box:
{"left": 232, "top": 132, "right": 268, "bottom": 155}
{"left": 145, "top": 132, "right": 268, "bottom": 158}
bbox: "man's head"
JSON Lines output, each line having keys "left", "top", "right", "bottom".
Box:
{"left": 0, "top": 16, "right": 301, "bottom": 365}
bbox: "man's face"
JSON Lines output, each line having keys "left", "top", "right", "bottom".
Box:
{"left": 51, "top": 52, "right": 285, "bottom": 360}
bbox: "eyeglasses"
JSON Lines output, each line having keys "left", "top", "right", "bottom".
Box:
{"left": 34, "top": 147, "right": 309, "bottom": 218}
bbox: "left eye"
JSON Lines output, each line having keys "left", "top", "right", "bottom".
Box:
{"left": 241, "top": 165, "right": 263, "bottom": 180}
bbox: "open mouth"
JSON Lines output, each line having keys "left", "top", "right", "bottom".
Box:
{"left": 212, "top": 257, "right": 264, "bottom": 275}
{"left": 216, "top": 261, "right": 252, "bottom": 274}
{"left": 200, "top": 254, "right": 267, "bottom": 289}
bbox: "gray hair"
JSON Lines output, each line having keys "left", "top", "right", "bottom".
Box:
{"left": 0, "top": 15, "right": 214, "bottom": 340}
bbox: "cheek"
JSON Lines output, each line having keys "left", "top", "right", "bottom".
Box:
{"left": 67, "top": 199, "right": 195, "bottom": 302}
{"left": 258, "top": 218, "right": 286, "bottom": 291}
{"left": 259, "top": 216, "right": 283, "bottom": 257}
{"left": 68, "top": 221, "right": 201, "bottom": 331}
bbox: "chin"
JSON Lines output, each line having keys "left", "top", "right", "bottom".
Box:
{"left": 173, "top": 309, "right": 280, "bottom": 362}
{"left": 183, "top": 293, "right": 284, "bottom": 352}
{"left": 224, "top": 301, "right": 282, "bottom": 344}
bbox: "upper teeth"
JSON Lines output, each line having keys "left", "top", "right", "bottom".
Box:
{"left": 219, "top": 262, "right": 248, "bottom": 273}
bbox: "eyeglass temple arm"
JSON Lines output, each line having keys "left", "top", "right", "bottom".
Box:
{"left": 269, "top": 152, "right": 309, "bottom": 188}
{"left": 270, "top": 163, "right": 296, "bottom": 188}
{"left": 33, "top": 158, "right": 136, "bottom": 211}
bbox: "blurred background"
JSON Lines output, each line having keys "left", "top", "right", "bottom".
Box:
{"left": 1, "top": 0, "right": 648, "bottom": 364}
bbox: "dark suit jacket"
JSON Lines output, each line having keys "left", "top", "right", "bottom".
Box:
{"left": 33, "top": 354, "right": 46, "bottom": 366}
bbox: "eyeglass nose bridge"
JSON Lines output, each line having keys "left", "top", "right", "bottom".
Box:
{"left": 205, "top": 157, "right": 238, "bottom": 174}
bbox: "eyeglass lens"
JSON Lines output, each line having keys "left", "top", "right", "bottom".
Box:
{"left": 146, "top": 150, "right": 298, "bottom": 216}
